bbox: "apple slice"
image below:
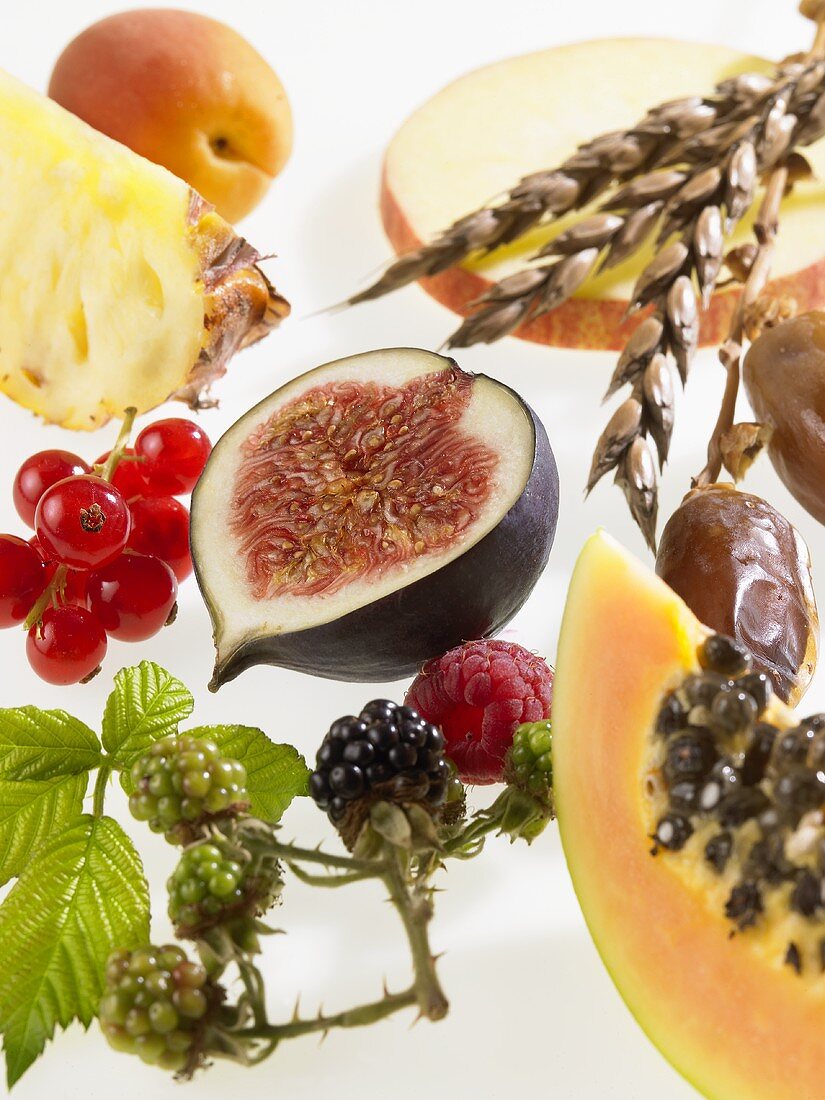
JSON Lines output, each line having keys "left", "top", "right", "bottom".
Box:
{"left": 380, "top": 38, "right": 825, "bottom": 351}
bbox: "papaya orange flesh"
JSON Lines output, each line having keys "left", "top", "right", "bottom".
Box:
{"left": 553, "top": 531, "right": 825, "bottom": 1100}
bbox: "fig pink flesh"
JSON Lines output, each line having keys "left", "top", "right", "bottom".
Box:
{"left": 231, "top": 366, "right": 498, "bottom": 598}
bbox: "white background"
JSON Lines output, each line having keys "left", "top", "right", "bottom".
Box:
{"left": 0, "top": 1, "right": 820, "bottom": 1097}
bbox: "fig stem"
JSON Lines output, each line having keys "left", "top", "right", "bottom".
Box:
{"left": 382, "top": 846, "right": 449, "bottom": 1022}
{"left": 693, "top": 14, "right": 825, "bottom": 490}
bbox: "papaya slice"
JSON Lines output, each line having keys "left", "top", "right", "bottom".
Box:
{"left": 553, "top": 531, "right": 825, "bottom": 1100}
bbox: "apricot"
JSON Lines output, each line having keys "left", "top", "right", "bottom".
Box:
{"left": 48, "top": 10, "right": 292, "bottom": 223}
{"left": 655, "top": 484, "right": 818, "bottom": 704}
{"left": 743, "top": 311, "right": 825, "bottom": 525}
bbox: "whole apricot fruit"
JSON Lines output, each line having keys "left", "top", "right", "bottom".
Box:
{"left": 49, "top": 9, "right": 292, "bottom": 223}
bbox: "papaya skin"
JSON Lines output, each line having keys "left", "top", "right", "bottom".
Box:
{"left": 744, "top": 311, "right": 825, "bottom": 525}
{"left": 554, "top": 532, "right": 825, "bottom": 1100}
{"left": 655, "top": 484, "right": 818, "bottom": 705}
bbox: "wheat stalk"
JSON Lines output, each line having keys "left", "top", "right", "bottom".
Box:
{"left": 347, "top": 71, "right": 782, "bottom": 308}
{"left": 584, "top": 53, "right": 825, "bottom": 548}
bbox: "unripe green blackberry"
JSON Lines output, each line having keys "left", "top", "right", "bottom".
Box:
{"left": 99, "top": 944, "right": 219, "bottom": 1074}
{"left": 128, "top": 735, "right": 249, "bottom": 843}
{"left": 506, "top": 720, "right": 553, "bottom": 804}
{"left": 168, "top": 837, "right": 283, "bottom": 939}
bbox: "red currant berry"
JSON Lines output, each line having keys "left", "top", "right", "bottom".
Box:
{"left": 127, "top": 497, "right": 192, "bottom": 581}
{"left": 26, "top": 605, "right": 107, "bottom": 685}
{"left": 134, "top": 419, "right": 212, "bottom": 497}
{"left": 13, "top": 450, "right": 91, "bottom": 528}
{"left": 95, "top": 447, "right": 146, "bottom": 502}
{"left": 0, "top": 534, "right": 48, "bottom": 628}
{"left": 88, "top": 553, "right": 177, "bottom": 641}
{"left": 35, "top": 475, "right": 131, "bottom": 570}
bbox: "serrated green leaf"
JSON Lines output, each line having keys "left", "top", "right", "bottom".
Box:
{"left": 0, "top": 815, "right": 149, "bottom": 1086}
{"left": 0, "top": 775, "right": 88, "bottom": 887}
{"left": 103, "top": 661, "right": 193, "bottom": 768}
{"left": 188, "top": 725, "right": 308, "bottom": 822}
{"left": 0, "top": 708, "right": 101, "bottom": 779}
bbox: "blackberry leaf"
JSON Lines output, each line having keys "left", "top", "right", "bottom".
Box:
{"left": 0, "top": 707, "right": 101, "bottom": 778}
{"left": 0, "top": 814, "right": 149, "bottom": 1086}
{"left": 0, "top": 775, "right": 87, "bottom": 886}
{"left": 103, "top": 661, "right": 193, "bottom": 769}
{"left": 188, "top": 725, "right": 308, "bottom": 821}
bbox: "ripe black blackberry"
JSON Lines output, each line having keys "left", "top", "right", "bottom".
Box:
{"left": 309, "top": 700, "right": 450, "bottom": 838}
{"left": 99, "top": 944, "right": 220, "bottom": 1074}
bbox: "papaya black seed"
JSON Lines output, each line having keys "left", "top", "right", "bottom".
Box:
{"left": 800, "top": 714, "right": 825, "bottom": 732}
{"left": 724, "top": 881, "right": 763, "bottom": 930}
{"left": 784, "top": 942, "right": 802, "bottom": 975}
{"left": 656, "top": 692, "right": 686, "bottom": 735}
{"left": 669, "top": 780, "right": 700, "bottom": 814}
{"left": 790, "top": 870, "right": 822, "bottom": 918}
{"left": 664, "top": 733, "right": 718, "bottom": 784}
{"left": 710, "top": 689, "right": 758, "bottom": 734}
{"left": 737, "top": 672, "right": 773, "bottom": 715}
{"left": 773, "top": 729, "right": 816, "bottom": 769}
{"left": 681, "top": 674, "right": 729, "bottom": 709}
{"left": 774, "top": 767, "right": 825, "bottom": 823}
{"left": 719, "top": 787, "right": 770, "bottom": 828}
{"left": 741, "top": 723, "right": 778, "bottom": 786}
{"left": 699, "top": 634, "right": 750, "bottom": 676}
{"left": 819, "top": 939, "right": 825, "bottom": 972}
{"left": 705, "top": 831, "right": 733, "bottom": 874}
{"left": 653, "top": 814, "right": 693, "bottom": 851}
{"left": 745, "top": 836, "right": 793, "bottom": 886}
{"left": 698, "top": 760, "right": 740, "bottom": 814}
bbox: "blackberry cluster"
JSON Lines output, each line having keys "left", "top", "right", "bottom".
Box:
{"left": 99, "top": 945, "right": 216, "bottom": 1073}
{"left": 309, "top": 699, "right": 450, "bottom": 825}
{"left": 128, "top": 734, "right": 249, "bottom": 842}
{"left": 506, "top": 720, "right": 553, "bottom": 803}
{"left": 168, "top": 839, "right": 282, "bottom": 938}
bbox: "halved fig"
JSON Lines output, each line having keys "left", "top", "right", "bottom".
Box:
{"left": 191, "top": 347, "right": 558, "bottom": 687}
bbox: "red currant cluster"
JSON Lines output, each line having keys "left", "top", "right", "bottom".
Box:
{"left": 0, "top": 417, "right": 211, "bottom": 685}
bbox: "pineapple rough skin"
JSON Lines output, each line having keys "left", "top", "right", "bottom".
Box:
{"left": 0, "top": 69, "right": 288, "bottom": 430}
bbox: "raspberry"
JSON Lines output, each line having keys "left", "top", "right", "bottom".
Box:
{"left": 99, "top": 944, "right": 219, "bottom": 1074}
{"left": 506, "top": 720, "right": 553, "bottom": 805}
{"left": 128, "top": 735, "right": 249, "bottom": 843}
{"left": 309, "top": 700, "right": 450, "bottom": 841}
{"left": 404, "top": 640, "right": 553, "bottom": 784}
{"left": 168, "top": 837, "right": 283, "bottom": 940}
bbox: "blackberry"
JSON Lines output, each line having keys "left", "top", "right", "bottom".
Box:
{"left": 128, "top": 735, "right": 249, "bottom": 843}
{"left": 99, "top": 944, "right": 219, "bottom": 1073}
{"left": 310, "top": 700, "right": 449, "bottom": 837}
{"left": 506, "top": 720, "right": 553, "bottom": 802}
{"left": 698, "top": 634, "right": 750, "bottom": 676}
{"left": 168, "top": 838, "right": 282, "bottom": 939}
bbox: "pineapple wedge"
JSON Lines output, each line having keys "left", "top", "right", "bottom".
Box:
{"left": 0, "top": 68, "right": 289, "bottom": 429}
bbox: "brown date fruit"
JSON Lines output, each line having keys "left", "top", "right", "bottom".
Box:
{"left": 744, "top": 312, "right": 825, "bottom": 524}
{"left": 655, "top": 484, "right": 818, "bottom": 704}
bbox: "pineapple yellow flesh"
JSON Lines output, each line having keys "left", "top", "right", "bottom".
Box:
{"left": 0, "top": 69, "right": 288, "bottom": 430}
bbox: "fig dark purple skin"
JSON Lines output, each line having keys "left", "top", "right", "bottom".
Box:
{"left": 655, "top": 484, "right": 818, "bottom": 704}
{"left": 191, "top": 348, "right": 559, "bottom": 687}
{"left": 744, "top": 312, "right": 825, "bottom": 524}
